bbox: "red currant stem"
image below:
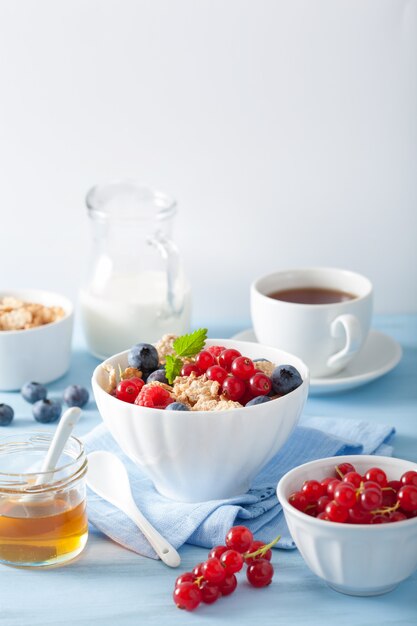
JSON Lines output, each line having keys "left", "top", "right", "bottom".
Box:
{"left": 335, "top": 466, "right": 345, "bottom": 479}
{"left": 243, "top": 535, "right": 281, "bottom": 559}
{"left": 381, "top": 486, "right": 396, "bottom": 492}
{"left": 193, "top": 576, "right": 205, "bottom": 588}
{"left": 371, "top": 501, "right": 400, "bottom": 516}
{"left": 304, "top": 504, "right": 316, "bottom": 512}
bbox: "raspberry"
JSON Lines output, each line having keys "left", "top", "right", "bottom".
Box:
{"left": 206, "top": 345, "right": 226, "bottom": 360}
{"left": 134, "top": 385, "right": 172, "bottom": 409}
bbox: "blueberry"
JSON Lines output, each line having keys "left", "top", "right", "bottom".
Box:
{"left": 246, "top": 395, "right": 272, "bottom": 406}
{"left": 0, "top": 404, "right": 14, "bottom": 426}
{"left": 32, "top": 399, "right": 62, "bottom": 424}
{"left": 128, "top": 343, "right": 159, "bottom": 371}
{"left": 146, "top": 368, "right": 169, "bottom": 385}
{"left": 21, "top": 381, "right": 47, "bottom": 404}
{"left": 63, "top": 385, "right": 89, "bottom": 408}
{"left": 166, "top": 402, "right": 189, "bottom": 411}
{"left": 271, "top": 365, "right": 303, "bottom": 395}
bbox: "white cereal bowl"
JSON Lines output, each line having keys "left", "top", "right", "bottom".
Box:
{"left": 92, "top": 338, "right": 309, "bottom": 502}
{"left": 0, "top": 289, "right": 74, "bottom": 391}
{"left": 277, "top": 455, "right": 417, "bottom": 596}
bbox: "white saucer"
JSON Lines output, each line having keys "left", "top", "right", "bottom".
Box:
{"left": 231, "top": 328, "right": 402, "bottom": 394}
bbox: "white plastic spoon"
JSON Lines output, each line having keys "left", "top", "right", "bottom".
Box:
{"left": 25, "top": 407, "right": 82, "bottom": 504}
{"left": 37, "top": 407, "right": 82, "bottom": 479}
{"left": 86, "top": 450, "right": 181, "bottom": 568}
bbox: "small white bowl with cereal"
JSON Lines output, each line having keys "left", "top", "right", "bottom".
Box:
{"left": 0, "top": 289, "right": 74, "bottom": 390}
{"left": 92, "top": 331, "right": 309, "bottom": 502}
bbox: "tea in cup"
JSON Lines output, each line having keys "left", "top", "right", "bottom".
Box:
{"left": 250, "top": 268, "right": 373, "bottom": 378}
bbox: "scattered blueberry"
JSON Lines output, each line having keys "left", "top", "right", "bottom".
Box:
{"left": 63, "top": 385, "right": 89, "bottom": 408}
{"left": 0, "top": 404, "right": 14, "bottom": 426}
{"left": 128, "top": 343, "right": 159, "bottom": 372}
{"left": 246, "top": 395, "right": 272, "bottom": 406}
{"left": 271, "top": 365, "right": 303, "bottom": 395}
{"left": 146, "top": 368, "right": 169, "bottom": 385}
{"left": 166, "top": 402, "right": 189, "bottom": 411}
{"left": 32, "top": 399, "right": 62, "bottom": 424}
{"left": 21, "top": 381, "right": 47, "bottom": 404}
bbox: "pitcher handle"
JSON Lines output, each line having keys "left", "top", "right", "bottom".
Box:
{"left": 147, "top": 231, "right": 184, "bottom": 318}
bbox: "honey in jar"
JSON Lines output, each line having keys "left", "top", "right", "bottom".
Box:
{"left": 0, "top": 432, "right": 88, "bottom": 568}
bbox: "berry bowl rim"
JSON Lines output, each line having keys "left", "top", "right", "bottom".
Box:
{"left": 277, "top": 453, "right": 417, "bottom": 530}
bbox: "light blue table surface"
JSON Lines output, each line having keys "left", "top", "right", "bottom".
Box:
{"left": 0, "top": 314, "right": 416, "bottom": 626}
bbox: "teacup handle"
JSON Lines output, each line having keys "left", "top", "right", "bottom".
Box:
{"left": 147, "top": 231, "right": 184, "bottom": 318}
{"left": 327, "top": 314, "right": 362, "bottom": 371}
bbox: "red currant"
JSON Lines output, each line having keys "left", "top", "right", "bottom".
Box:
{"left": 334, "top": 483, "right": 357, "bottom": 509}
{"left": 288, "top": 491, "right": 308, "bottom": 512}
{"left": 336, "top": 462, "right": 356, "bottom": 476}
{"left": 222, "top": 376, "right": 246, "bottom": 402}
{"left": 208, "top": 545, "right": 228, "bottom": 560}
{"left": 246, "top": 559, "right": 274, "bottom": 587}
{"left": 195, "top": 350, "right": 215, "bottom": 372}
{"left": 317, "top": 495, "right": 331, "bottom": 513}
{"left": 359, "top": 487, "right": 383, "bottom": 511}
{"left": 389, "top": 511, "right": 407, "bottom": 522}
{"left": 116, "top": 378, "right": 144, "bottom": 403}
{"left": 397, "top": 485, "right": 417, "bottom": 512}
{"left": 193, "top": 562, "right": 204, "bottom": 578}
{"left": 173, "top": 582, "right": 202, "bottom": 611}
{"left": 175, "top": 572, "right": 195, "bottom": 587}
{"left": 181, "top": 363, "right": 200, "bottom": 377}
{"left": 231, "top": 356, "right": 256, "bottom": 381}
{"left": 219, "top": 349, "right": 241, "bottom": 371}
{"left": 317, "top": 512, "right": 330, "bottom": 520}
{"left": 343, "top": 471, "right": 362, "bottom": 488}
{"left": 370, "top": 515, "right": 389, "bottom": 524}
{"left": 206, "top": 365, "right": 228, "bottom": 385}
{"left": 326, "top": 479, "right": 341, "bottom": 498}
{"left": 219, "top": 549, "right": 244, "bottom": 575}
{"left": 225, "top": 525, "right": 253, "bottom": 553}
{"left": 348, "top": 504, "right": 372, "bottom": 524}
{"left": 364, "top": 467, "right": 388, "bottom": 488}
{"left": 248, "top": 372, "right": 272, "bottom": 396}
{"left": 401, "top": 470, "right": 417, "bottom": 488}
{"left": 218, "top": 574, "right": 237, "bottom": 596}
{"left": 325, "top": 500, "right": 349, "bottom": 523}
{"left": 199, "top": 580, "right": 221, "bottom": 604}
{"left": 302, "top": 480, "right": 325, "bottom": 503}
{"left": 201, "top": 558, "right": 226, "bottom": 584}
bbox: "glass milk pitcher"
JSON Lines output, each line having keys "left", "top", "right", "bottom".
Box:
{"left": 80, "top": 181, "right": 191, "bottom": 359}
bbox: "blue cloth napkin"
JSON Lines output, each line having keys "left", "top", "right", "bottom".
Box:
{"left": 82, "top": 417, "right": 395, "bottom": 559}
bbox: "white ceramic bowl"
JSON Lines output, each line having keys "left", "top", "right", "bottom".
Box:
{"left": 0, "top": 289, "right": 74, "bottom": 391}
{"left": 92, "top": 338, "right": 309, "bottom": 502}
{"left": 277, "top": 455, "right": 417, "bottom": 596}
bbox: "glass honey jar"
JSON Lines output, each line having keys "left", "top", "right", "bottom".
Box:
{"left": 0, "top": 432, "right": 88, "bottom": 568}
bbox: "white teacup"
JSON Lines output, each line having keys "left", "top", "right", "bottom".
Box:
{"left": 251, "top": 268, "right": 373, "bottom": 378}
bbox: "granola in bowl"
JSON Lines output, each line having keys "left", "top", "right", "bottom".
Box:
{"left": 0, "top": 296, "right": 65, "bottom": 331}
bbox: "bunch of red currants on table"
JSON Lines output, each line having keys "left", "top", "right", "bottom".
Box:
{"left": 173, "top": 525, "right": 279, "bottom": 611}
{"left": 289, "top": 462, "right": 417, "bottom": 524}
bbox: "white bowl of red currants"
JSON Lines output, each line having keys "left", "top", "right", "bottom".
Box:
{"left": 92, "top": 336, "right": 309, "bottom": 502}
{"left": 277, "top": 455, "right": 417, "bottom": 596}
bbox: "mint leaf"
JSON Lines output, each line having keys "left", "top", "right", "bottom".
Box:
{"left": 173, "top": 328, "right": 208, "bottom": 358}
{"left": 165, "top": 354, "right": 183, "bottom": 385}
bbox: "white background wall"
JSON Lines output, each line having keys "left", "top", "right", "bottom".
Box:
{"left": 0, "top": 0, "right": 416, "bottom": 327}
